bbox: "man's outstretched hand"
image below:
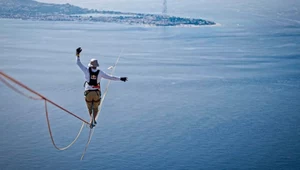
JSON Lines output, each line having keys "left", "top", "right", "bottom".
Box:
{"left": 120, "top": 77, "right": 128, "bottom": 82}
{"left": 76, "top": 47, "right": 82, "bottom": 57}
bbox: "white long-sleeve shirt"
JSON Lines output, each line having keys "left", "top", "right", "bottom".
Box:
{"left": 76, "top": 58, "right": 120, "bottom": 91}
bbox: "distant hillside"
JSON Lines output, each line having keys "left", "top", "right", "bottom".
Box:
{"left": 0, "top": 0, "right": 97, "bottom": 15}
{"left": 0, "top": 0, "right": 215, "bottom": 27}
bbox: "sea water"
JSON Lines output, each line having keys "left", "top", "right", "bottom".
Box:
{"left": 0, "top": 0, "right": 300, "bottom": 169}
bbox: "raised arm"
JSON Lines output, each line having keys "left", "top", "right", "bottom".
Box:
{"left": 76, "top": 47, "right": 88, "bottom": 73}
{"left": 76, "top": 58, "right": 87, "bottom": 73}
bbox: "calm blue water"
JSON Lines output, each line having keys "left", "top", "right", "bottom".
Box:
{"left": 1, "top": 0, "right": 300, "bottom": 169}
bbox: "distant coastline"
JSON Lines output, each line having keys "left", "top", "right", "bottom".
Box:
{"left": 0, "top": 0, "right": 216, "bottom": 27}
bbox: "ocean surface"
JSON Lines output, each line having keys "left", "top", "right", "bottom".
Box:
{"left": 1, "top": 0, "right": 300, "bottom": 169}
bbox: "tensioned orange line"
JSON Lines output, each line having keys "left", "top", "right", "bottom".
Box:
{"left": 0, "top": 71, "right": 90, "bottom": 125}
{"left": 0, "top": 76, "right": 41, "bottom": 100}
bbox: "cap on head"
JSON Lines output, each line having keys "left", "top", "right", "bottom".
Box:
{"left": 88, "top": 58, "right": 99, "bottom": 67}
